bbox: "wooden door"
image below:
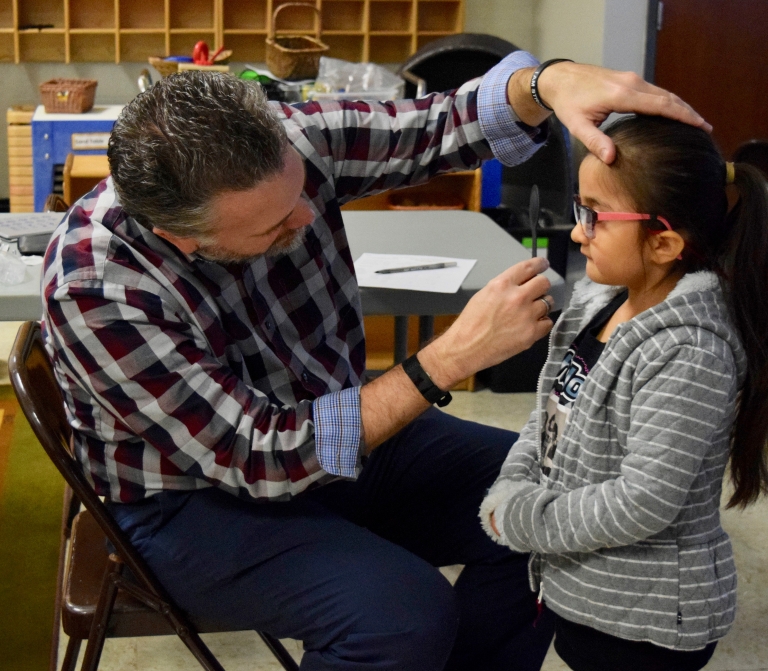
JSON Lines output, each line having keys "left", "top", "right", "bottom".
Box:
{"left": 651, "top": 0, "right": 768, "bottom": 159}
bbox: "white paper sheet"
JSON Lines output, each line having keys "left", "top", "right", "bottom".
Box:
{"left": 354, "top": 253, "right": 476, "bottom": 293}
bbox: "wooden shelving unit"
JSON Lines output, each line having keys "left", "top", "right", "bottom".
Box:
{"left": 6, "top": 105, "right": 35, "bottom": 212}
{"left": 1, "top": 0, "right": 463, "bottom": 64}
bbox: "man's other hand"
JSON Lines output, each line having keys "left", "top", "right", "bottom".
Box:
{"left": 419, "top": 257, "right": 553, "bottom": 391}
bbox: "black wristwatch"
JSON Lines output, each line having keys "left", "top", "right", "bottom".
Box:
{"left": 402, "top": 354, "right": 452, "bottom": 407}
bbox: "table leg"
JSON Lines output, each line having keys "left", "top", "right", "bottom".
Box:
{"left": 418, "top": 316, "right": 434, "bottom": 348}
{"left": 393, "top": 316, "right": 409, "bottom": 364}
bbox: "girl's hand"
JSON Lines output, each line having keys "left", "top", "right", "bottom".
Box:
{"left": 490, "top": 511, "right": 500, "bottom": 537}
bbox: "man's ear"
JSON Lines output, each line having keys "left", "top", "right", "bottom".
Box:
{"left": 647, "top": 230, "right": 686, "bottom": 264}
{"left": 152, "top": 227, "right": 200, "bottom": 255}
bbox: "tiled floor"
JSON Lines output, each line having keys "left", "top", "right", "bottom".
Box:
{"left": 48, "top": 389, "right": 768, "bottom": 670}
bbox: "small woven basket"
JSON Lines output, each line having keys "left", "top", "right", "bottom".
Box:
{"left": 266, "top": 3, "right": 328, "bottom": 80}
{"left": 148, "top": 56, "right": 179, "bottom": 78}
{"left": 39, "top": 79, "right": 98, "bottom": 114}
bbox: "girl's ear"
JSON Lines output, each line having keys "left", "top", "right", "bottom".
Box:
{"left": 647, "top": 230, "right": 686, "bottom": 264}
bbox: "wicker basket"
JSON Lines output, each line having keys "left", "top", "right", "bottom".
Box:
{"left": 39, "top": 79, "right": 98, "bottom": 114}
{"left": 148, "top": 56, "right": 180, "bottom": 78}
{"left": 266, "top": 3, "right": 329, "bottom": 80}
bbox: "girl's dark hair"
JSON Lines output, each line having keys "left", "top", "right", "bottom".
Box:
{"left": 604, "top": 115, "right": 768, "bottom": 508}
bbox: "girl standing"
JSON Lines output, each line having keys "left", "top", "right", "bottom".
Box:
{"left": 481, "top": 115, "right": 768, "bottom": 671}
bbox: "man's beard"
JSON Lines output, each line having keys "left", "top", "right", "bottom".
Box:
{"left": 196, "top": 227, "right": 307, "bottom": 264}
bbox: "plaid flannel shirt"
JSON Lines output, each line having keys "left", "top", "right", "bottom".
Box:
{"left": 42, "top": 51, "right": 544, "bottom": 503}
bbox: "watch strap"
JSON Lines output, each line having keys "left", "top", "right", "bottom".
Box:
{"left": 402, "top": 354, "right": 452, "bottom": 407}
{"left": 530, "top": 58, "right": 574, "bottom": 111}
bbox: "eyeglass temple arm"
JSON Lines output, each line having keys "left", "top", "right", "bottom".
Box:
{"left": 595, "top": 212, "right": 672, "bottom": 230}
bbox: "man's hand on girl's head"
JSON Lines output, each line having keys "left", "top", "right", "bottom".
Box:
{"left": 507, "top": 61, "right": 711, "bottom": 165}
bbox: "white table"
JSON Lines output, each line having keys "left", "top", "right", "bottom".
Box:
{"left": 0, "top": 263, "right": 44, "bottom": 321}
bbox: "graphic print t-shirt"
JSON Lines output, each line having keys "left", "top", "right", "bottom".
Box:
{"left": 541, "top": 291, "right": 628, "bottom": 476}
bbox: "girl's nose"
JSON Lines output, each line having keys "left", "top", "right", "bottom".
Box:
{"left": 571, "top": 222, "right": 587, "bottom": 244}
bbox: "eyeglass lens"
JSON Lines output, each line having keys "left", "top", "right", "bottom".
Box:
{"left": 573, "top": 202, "right": 595, "bottom": 238}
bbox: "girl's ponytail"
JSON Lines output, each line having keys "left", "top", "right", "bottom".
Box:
{"left": 723, "top": 163, "right": 768, "bottom": 507}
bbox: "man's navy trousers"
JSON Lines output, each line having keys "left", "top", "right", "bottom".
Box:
{"left": 109, "top": 407, "right": 555, "bottom": 670}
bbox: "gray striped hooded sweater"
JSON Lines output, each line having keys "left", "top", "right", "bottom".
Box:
{"left": 480, "top": 270, "right": 747, "bottom": 651}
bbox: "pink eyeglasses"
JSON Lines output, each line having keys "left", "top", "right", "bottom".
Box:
{"left": 573, "top": 197, "right": 682, "bottom": 260}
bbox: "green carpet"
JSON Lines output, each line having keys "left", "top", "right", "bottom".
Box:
{"left": 0, "top": 385, "right": 65, "bottom": 671}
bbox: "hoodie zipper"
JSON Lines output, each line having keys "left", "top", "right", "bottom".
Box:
{"left": 534, "top": 583, "right": 545, "bottom": 626}
{"left": 535, "top": 313, "right": 561, "bottom": 464}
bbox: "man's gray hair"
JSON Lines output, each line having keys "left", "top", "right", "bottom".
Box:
{"left": 108, "top": 71, "right": 288, "bottom": 238}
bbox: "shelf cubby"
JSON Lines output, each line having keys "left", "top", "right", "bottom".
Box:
{"left": 70, "top": 32, "right": 116, "bottom": 62}
{"left": 369, "top": 34, "right": 411, "bottom": 63}
{"left": 369, "top": 2, "right": 412, "bottom": 32}
{"left": 222, "top": 32, "right": 267, "bottom": 63}
{"left": 119, "top": 0, "right": 165, "bottom": 29}
{"left": 224, "top": 0, "right": 268, "bottom": 30}
{"left": 170, "top": 31, "right": 215, "bottom": 56}
{"left": 170, "top": 0, "right": 215, "bottom": 30}
{"left": 322, "top": 33, "right": 364, "bottom": 62}
{"left": 322, "top": 2, "right": 364, "bottom": 32}
{"left": 417, "top": 1, "right": 460, "bottom": 32}
{"left": 272, "top": 1, "right": 318, "bottom": 32}
{"left": 0, "top": 31, "right": 14, "bottom": 61}
{"left": 0, "top": 0, "right": 13, "bottom": 29}
{"left": 120, "top": 31, "right": 166, "bottom": 62}
{"left": 18, "top": 0, "right": 64, "bottom": 30}
{"left": 19, "top": 31, "right": 64, "bottom": 61}
{"left": 69, "top": 0, "right": 115, "bottom": 29}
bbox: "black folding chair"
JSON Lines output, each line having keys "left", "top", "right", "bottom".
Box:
{"left": 9, "top": 321, "right": 299, "bottom": 671}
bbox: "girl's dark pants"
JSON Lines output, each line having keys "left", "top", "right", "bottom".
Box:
{"left": 109, "top": 407, "right": 556, "bottom": 670}
{"left": 553, "top": 613, "right": 717, "bottom": 671}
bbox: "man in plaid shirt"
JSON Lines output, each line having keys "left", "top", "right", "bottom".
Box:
{"left": 43, "top": 52, "right": 709, "bottom": 669}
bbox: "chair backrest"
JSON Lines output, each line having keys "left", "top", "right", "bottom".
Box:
{"left": 8, "top": 321, "right": 170, "bottom": 604}
{"left": 397, "top": 33, "right": 518, "bottom": 99}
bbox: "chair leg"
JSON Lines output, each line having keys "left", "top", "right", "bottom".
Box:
{"left": 51, "top": 486, "right": 79, "bottom": 671}
{"left": 257, "top": 632, "right": 300, "bottom": 671}
{"left": 60, "top": 637, "right": 82, "bottom": 671}
{"left": 80, "top": 556, "right": 122, "bottom": 671}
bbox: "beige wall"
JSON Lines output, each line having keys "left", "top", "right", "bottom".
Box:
{"left": 464, "top": 0, "right": 537, "bottom": 54}
{"left": 534, "top": 0, "right": 606, "bottom": 65}
{"left": 465, "top": 0, "right": 606, "bottom": 64}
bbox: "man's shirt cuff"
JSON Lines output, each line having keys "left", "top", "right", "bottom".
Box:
{"left": 478, "top": 50, "right": 548, "bottom": 165}
{"left": 313, "top": 387, "right": 363, "bottom": 478}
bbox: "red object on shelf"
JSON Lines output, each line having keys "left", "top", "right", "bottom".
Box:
{"left": 192, "top": 41, "right": 227, "bottom": 66}
{"left": 193, "top": 41, "right": 209, "bottom": 65}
